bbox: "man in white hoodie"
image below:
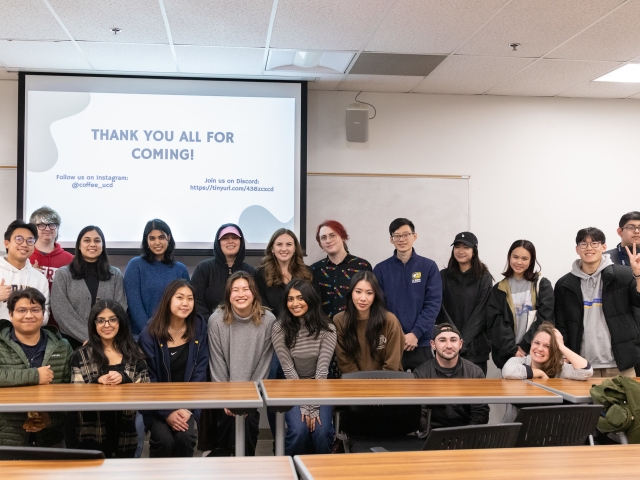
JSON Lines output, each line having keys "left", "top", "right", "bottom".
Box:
{"left": 0, "top": 220, "right": 49, "bottom": 323}
{"left": 555, "top": 227, "right": 640, "bottom": 377}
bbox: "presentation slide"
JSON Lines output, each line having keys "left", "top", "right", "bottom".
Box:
{"left": 21, "top": 74, "right": 304, "bottom": 251}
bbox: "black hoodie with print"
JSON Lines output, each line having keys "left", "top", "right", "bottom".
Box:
{"left": 190, "top": 223, "right": 256, "bottom": 319}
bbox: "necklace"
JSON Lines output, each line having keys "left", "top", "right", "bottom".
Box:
{"left": 168, "top": 325, "right": 185, "bottom": 334}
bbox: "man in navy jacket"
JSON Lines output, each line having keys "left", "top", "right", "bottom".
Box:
{"left": 373, "top": 218, "right": 442, "bottom": 371}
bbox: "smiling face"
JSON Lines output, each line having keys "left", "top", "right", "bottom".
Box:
{"left": 10, "top": 298, "right": 44, "bottom": 337}
{"left": 576, "top": 235, "right": 606, "bottom": 268}
{"left": 430, "top": 332, "right": 462, "bottom": 363}
{"left": 530, "top": 331, "right": 551, "bottom": 367}
{"left": 95, "top": 307, "right": 120, "bottom": 342}
{"left": 618, "top": 221, "right": 640, "bottom": 248}
{"left": 4, "top": 228, "right": 36, "bottom": 266}
{"left": 352, "top": 280, "right": 374, "bottom": 317}
{"left": 453, "top": 244, "right": 473, "bottom": 267}
{"left": 219, "top": 233, "right": 241, "bottom": 260}
{"left": 147, "top": 229, "right": 169, "bottom": 260}
{"left": 318, "top": 226, "right": 345, "bottom": 256}
{"left": 287, "top": 288, "right": 309, "bottom": 317}
{"left": 79, "top": 230, "right": 103, "bottom": 262}
{"left": 509, "top": 247, "right": 531, "bottom": 278}
{"left": 229, "top": 278, "right": 254, "bottom": 316}
{"left": 36, "top": 222, "right": 58, "bottom": 244}
{"left": 170, "top": 286, "right": 194, "bottom": 320}
{"left": 390, "top": 225, "right": 417, "bottom": 255}
{"left": 272, "top": 233, "right": 295, "bottom": 264}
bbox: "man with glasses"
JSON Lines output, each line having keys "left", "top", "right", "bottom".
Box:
{"left": 373, "top": 218, "right": 442, "bottom": 371}
{"left": 0, "top": 220, "right": 50, "bottom": 323}
{"left": 0, "top": 288, "right": 72, "bottom": 447}
{"left": 606, "top": 211, "right": 640, "bottom": 266}
{"left": 29, "top": 207, "right": 73, "bottom": 328}
{"left": 555, "top": 227, "right": 640, "bottom": 377}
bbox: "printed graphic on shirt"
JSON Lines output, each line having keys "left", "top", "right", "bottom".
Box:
{"left": 513, "top": 291, "right": 533, "bottom": 316}
{"left": 412, "top": 272, "right": 422, "bottom": 283}
{"left": 376, "top": 335, "right": 387, "bottom": 349}
{"left": 583, "top": 286, "right": 603, "bottom": 309}
{"left": 313, "top": 255, "right": 372, "bottom": 318}
{"left": 37, "top": 266, "right": 60, "bottom": 285}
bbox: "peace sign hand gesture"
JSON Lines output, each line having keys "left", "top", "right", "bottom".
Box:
{"left": 624, "top": 243, "right": 640, "bottom": 278}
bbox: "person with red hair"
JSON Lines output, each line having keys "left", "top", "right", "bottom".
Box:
{"left": 311, "top": 220, "right": 372, "bottom": 321}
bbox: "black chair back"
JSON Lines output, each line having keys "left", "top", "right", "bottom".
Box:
{"left": 422, "top": 423, "right": 521, "bottom": 450}
{"left": 513, "top": 405, "right": 602, "bottom": 447}
{"left": 0, "top": 446, "right": 105, "bottom": 461}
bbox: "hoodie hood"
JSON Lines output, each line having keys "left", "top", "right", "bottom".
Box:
{"left": 571, "top": 253, "right": 613, "bottom": 288}
{"left": 40, "top": 243, "right": 68, "bottom": 258}
{"left": 213, "top": 223, "right": 247, "bottom": 267}
{"left": 0, "top": 257, "right": 50, "bottom": 324}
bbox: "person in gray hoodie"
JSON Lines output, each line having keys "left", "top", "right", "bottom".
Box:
{"left": 555, "top": 227, "right": 640, "bottom": 377}
{"left": 208, "top": 271, "right": 275, "bottom": 456}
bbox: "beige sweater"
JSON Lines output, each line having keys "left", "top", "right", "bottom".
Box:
{"left": 334, "top": 311, "right": 404, "bottom": 373}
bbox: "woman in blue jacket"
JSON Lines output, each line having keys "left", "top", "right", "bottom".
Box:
{"left": 138, "top": 279, "right": 209, "bottom": 458}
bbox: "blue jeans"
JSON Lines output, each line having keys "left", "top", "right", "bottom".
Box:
{"left": 285, "top": 405, "right": 334, "bottom": 456}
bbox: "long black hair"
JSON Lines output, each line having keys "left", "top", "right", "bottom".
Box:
{"left": 69, "top": 226, "right": 113, "bottom": 281}
{"left": 502, "top": 240, "right": 540, "bottom": 282}
{"left": 339, "top": 271, "right": 387, "bottom": 361}
{"left": 446, "top": 244, "right": 491, "bottom": 281}
{"left": 147, "top": 279, "right": 197, "bottom": 343}
{"left": 87, "top": 299, "right": 145, "bottom": 372}
{"left": 141, "top": 219, "right": 176, "bottom": 265}
{"left": 278, "top": 279, "right": 330, "bottom": 349}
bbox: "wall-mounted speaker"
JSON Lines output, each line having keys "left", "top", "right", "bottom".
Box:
{"left": 346, "top": 103, "right": 369, "bottom": 143}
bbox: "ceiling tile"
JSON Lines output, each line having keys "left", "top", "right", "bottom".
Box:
{"left": 270, "top": 0, "right": 390, "bottom": 50}
{"left": 337, "top": 74, "right": 424, "bottom": 93}
{"left": 0, "top": 40, "right": 91, "bottom": 70}
{"left": 413, "top": 55, "right": 535, "bottom": 94}
{"left": 175, "top": 46, "right": 265, "bottom": 75}
{"left": 0, "top": 0, "right": 68, "bottom": 41}
{"left": 458, "top": 0, "right": 624, "bottom": 58}
{"left": 558, "top": 80, "right": 640, "bottom": 98}
{"left": 48, "top": 0, "right": 169, "bottom": 44}
{"left": 486, "top": 59, "right": 622, "bottom": 96}
{"left": 549, "top": 1, "right": 640, "bottom": 62}
{"left": 164, "top": 0, "right": 273, "bottom": 48}
{"left": 308, "top": 75, "right": 343, "bottom": 90}
{"left": 80, "top": 42, "right": 176, "bottom": 72}
{"left": 366, "top": 0, "right": 508, "bottom": 54}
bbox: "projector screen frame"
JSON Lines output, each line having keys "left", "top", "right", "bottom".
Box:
{"left": 16, "top": 71, "right": 308, "bottom": 257}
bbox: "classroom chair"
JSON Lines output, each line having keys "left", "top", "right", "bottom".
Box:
{"left": 513, "top": 405, "right": 602, "bottom": 447}
{"left": 0, "top": 446, "right": 105, "bottom": 460}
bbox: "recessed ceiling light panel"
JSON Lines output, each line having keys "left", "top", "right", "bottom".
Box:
{"left": 266, "top": 50, "right": 355, "bottom": 74}
{"left": 594, "top": 64, "right": 640, "bottom": 83}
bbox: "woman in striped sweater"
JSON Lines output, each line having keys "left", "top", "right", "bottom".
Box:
{"left": 271, "top": 279, "right": 337, "bottom": 456}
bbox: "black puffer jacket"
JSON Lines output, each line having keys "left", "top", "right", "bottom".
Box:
{"left": 555, "top": 264, "right": 640, "bottom": 371}
{"left": 487, "top": 273, "right": 554, "bottom": 369}
{"left": 191, "top": 224, "right": 256, "bottom": 319}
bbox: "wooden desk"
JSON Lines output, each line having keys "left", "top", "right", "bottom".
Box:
{"left": 294, "top": 444, "right": 640, "bottom": 479}
{"left": 527, "top": 377, "right": 640, "bottom": 404}
{"left": 1, "top": 456, "right": 297, "bottom": 480}
{"left": 0, "top": 382, "right": 263, "bottom": 456}
{"left": 260, "top": 378, "right": 561, "bottom": 455}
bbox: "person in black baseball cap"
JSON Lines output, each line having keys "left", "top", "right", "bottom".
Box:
{"left": 435, "top": 232, "right": 493, "bottom": 375}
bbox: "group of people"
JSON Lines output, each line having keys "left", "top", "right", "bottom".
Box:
{"left": 1, "top": 206, "right": 640, "bottom": 457}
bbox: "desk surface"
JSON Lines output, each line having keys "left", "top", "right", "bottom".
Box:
{"left": 527, "top": 377, "right": 640, "bottom": 404}
{"left": 1, "top": 457, "right": 297, "bottom": 480}
{"left": 0, "top": 382, "right": 263, "bottom": 411}
{"left": 260, "top": 378, "right": 562, "bottom": 406}
{"left": 295, "top": 444, "right": 640, "bottom": 479}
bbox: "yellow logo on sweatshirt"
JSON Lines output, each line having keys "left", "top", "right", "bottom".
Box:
{"left": 412, "top": 272, "right": 422, "bottom": 283}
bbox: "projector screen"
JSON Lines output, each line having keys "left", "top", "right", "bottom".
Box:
{"left": 19, "top": 73, "right": 306, "bottom": 253}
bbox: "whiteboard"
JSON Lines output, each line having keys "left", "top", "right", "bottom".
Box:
{"left": 0, "top": 168, "right": 17, "bottom": 253}
{"left": 305, "top": 174, "right": 469, "bottom": 269}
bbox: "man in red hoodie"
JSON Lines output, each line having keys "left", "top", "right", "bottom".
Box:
{"left": 28, "top": 207, "right": 73, "bottom": 327}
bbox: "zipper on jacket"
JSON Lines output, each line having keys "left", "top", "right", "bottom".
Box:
{"left": 160, "top": 341, "right": 170, "bottom": 380}
{"left": 186, "top": 340, "right": 201, "bottom": 382}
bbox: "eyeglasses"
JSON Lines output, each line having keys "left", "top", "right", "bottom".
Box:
{"left": 95, "top": 317, "right": 119, "bottom": 326}
{"left": 622, "top": 225, "right": 640, "bottom": 232}
{"left": 14, "top": 307, "right": 43, "bottom": 316}
{"left": 320, "top": 233, "right": 338, "bottom": 243}
{"left": 578, "top": 241, "right": 602, "bottom": 249}
{"left": 36, "top": 223, "right": 58, "bottom": 231}
{"left": 13, "top": 235, "right": 36, "bottom": 246}
{"left": 391, "top": 232, "right": 415, "bottom": 242}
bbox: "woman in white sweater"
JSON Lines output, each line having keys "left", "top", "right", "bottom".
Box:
{"left": 208, "top": 271, "right": 275, "bottom": 456}
{"left": 502, "top": 321, "right": 593, "bottom": 380}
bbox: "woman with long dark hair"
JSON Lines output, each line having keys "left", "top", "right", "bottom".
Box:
{"left": 436, "top": 232, "right": 493, "bottom": 375}
{"left": 52, "top": 225, "right": 126, "bottom": 349}
{"left": 124, "top": 219, "right": 189, "bottom": 335}
{"left": 487, "top": 240, "right": 555, "bottom": 369}
{"left": 334, "top": 271, "right": 403, "bottom": 373}
{"left": 502, "top": 322, "right": 592, "bottom": 380}
{"left": 138, "top": 279, "right": 209, "bottom": 458}
{"left": 208, "top": 271, "right": 275, "bottom": 456}
{"left": 66, "top": 300, "right": 149, "bottom": 457}
{"left": 271, "top": 280, "right": 336, "bottom": 456}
